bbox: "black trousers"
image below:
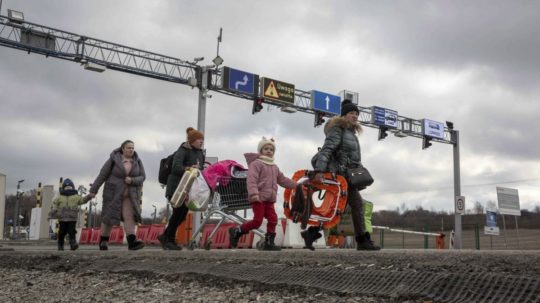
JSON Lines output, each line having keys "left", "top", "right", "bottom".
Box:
{"left": 58, "top": 221, "right": 77, "bottom": 244}
{"left": 347, "top": 187, "right": 365, "bottom": 238}
{"left": 163, "top": 203, "right": 189, "bottom": 241}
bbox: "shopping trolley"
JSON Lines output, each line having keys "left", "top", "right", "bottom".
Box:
{"left": 187, "top": 171, "right": 266, "bottom": 250}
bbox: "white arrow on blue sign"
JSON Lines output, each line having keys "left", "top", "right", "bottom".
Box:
{"left": 310, "top": 90, "right": 341, "bottom": 115}
{"left": 222, "top": 67, "right": 258, "bottom": 96}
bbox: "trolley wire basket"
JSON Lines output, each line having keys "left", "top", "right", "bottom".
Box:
{"left": 187, "top": 174, "right": 266, "bottom": 250}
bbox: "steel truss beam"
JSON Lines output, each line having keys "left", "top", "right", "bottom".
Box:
{"left": 1, "top": 15, "right": 454, "bottom": 144}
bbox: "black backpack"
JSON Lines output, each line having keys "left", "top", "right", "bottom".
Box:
{"left": 158, "top": 153, "right": 175, "bottom": 185}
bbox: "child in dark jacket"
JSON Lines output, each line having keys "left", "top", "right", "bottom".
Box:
{"left": 229, "top": 137, "right": 297, "bottom": 250}
{"left": 49, "top": 179, "right": 89, "bottom": 251}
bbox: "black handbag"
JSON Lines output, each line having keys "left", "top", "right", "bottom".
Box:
{"left": 346, "top": 164, "right": 374, "bottom": 190}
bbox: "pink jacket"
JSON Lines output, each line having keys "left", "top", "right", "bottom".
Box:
{"left": 245, "top": 153, "right": 297, "bottom": 203}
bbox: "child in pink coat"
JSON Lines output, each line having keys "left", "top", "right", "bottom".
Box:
{"left": 229, "top": 137, "right": 297, "bottom": 250}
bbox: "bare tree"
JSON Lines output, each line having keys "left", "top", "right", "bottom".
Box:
{"left": 473, "top": 201, "right": 484, "bottom": 215}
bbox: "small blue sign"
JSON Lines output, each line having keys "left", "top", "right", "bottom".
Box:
{"left": 310, "top": 90, "right": 341, "bottom": 115}
{"left": 222, "top": 67, "right": 258, "bottom": 96}
{"left": 486, "top": 210, "right": 497, "bottom": 227}
{"left": 372, "top": 106, "right": 398, "bottom": 128}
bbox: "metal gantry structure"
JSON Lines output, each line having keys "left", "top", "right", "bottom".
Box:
{"left": 0, "top": 12, "right": 463, "bottom": 248}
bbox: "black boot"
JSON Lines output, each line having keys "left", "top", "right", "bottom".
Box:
{"left": 69, "top": 238, "right": 79, "bottom": 251}
{"left": 228, "top": 227, "right": 245, "bottom": 248}
{"left": 262, "top": 233, "right": 281, "bottom": 251}
{"left": 356, "top": 233, "right": 380, "bottom": 251}
{"left": 127, "top": 234, "right": 145, "bottom": 250}
{"left": 99, "top": 236, "right": 109, "bottom": 251}
{"left": 157, "top": 234, "right": 182, "bottom": 250}
{"left": 57, "top": 242, "right": 64, "bottom": 251}
{"left": 301, "top": 226, "right": 322, "bottom": 251}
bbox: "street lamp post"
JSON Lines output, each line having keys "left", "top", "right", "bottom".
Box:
{"left": 152, "top": 205, "right": 157, "bottom": 224}
{"left": 14, "top": 179, "right": 24, "bottom": 239}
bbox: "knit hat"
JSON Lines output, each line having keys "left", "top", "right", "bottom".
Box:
{"left": 257, "top": 137, "right": 275, "bottom": 153}
{"left": 62, "top": 178, "right": 75, "bottom": 190}
{"left": 186, "top": 127, "right": 204, "bottom": 143}
{"left": 341, "top": 99, "right": 359, "bottom": 116}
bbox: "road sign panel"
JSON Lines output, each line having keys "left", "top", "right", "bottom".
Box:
{"left": 310, "top": 90, "right": 341, "bottom": 115}
{"left": 372, "top": 106, "right": 398, "bottom": 128}
{"left": 486, "top": 210, "right": 497, "bottom": 227}
{"left": 455, "top": 196, "right": 465, "bottom": 214}
{"left": 422, "top": 119, "right": 445, "bottom": 139}
{"left": 261, "top": 77, "right": 295, "bottom": 104}
{"left": 484, "top": 226, "right": 500, "bottom": 236}
{"left": 221, "top": 67, "right": 259, "bottom": 96}
{"left": 496, "top": 187, "right": 521, "bottom": 216}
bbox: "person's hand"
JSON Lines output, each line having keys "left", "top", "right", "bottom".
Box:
{"left": 250, "top": 194, "right": 260, "bottom": 202}
{"left": 125, "top": 177, "right": 132, "bottom": 184}
{"left": 88, "top": 193, "right": 96, "bottom": 198}
{"left": 313, "top": 173, "right": 324, "bottom": 183}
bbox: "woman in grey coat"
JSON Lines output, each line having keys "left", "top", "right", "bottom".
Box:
{"left": 308, "top": 99, "right": 380, "bottom": 251}
{"left": 89, "top": 140, "right": 146, "bottom": 250}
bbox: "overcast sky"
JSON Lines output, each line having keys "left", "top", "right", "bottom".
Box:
{"left": 1, "top": 1, "right": 539, "bottom": 219}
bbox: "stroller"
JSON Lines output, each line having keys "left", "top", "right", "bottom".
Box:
{"left": 180, "top": 160, "right": 266, "bottom": 250}
{"left": 283, "top": 169, "right": 348, "bottom": 230}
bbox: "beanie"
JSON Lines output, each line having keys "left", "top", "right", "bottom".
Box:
{"left": 341, "top": 99, "right": 359, "bottom": 116}
{"left": 186, "top": 127, "right": 204, "bottom": 143}
{"left": 257, "top": 137, "right": 275, "bottom": 153}
{"left": 62, "top": 178, "right": 75, "bottom": 190}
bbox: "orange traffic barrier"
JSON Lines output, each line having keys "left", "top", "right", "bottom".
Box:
{"left": 175, "top": 213, "right": 193, "bottom": 245}
{"left": 436, "top": 233, "right": 445, "bottom": 249}
{"left": 338, "top": 235, "right": 346, "bottom": 248}
{"left": 89, "top": 228, "right": 101, "bottom": 244}
{"left": 109, "top": 226, "right": 124, "bottom": 244}
{"left": 136, "top": 225, "right": 150, "bottom": 244}
{"left": 147, "top": 224, "right": 165, "bottom": 245}
{"left": 80, "top": 228, "right": 91, "bottom": 244}
{"left": 200, "top": 223, "right": 234, "bottom": 249}
{"left": 237, "top": 231, "right": 255, "bottom": 249}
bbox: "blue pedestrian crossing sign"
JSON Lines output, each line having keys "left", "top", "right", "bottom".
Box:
{"left": 221, "top": 66, "right": 259, "bottom": 96}
{"left": 310, "top": 90, "right": 341, "bottom": 115}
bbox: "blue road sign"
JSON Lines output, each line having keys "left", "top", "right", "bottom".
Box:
{"left": 222, "top": 67, "right": 259, "bottom": 96}
{"left": 310, "top": 90, "right": 341, "bottom": 115}
{"left": 486, "top": 210, "right": 497, "bottom": 227}
{"left": 372, "top": 106, "right": 398, "bottom": 128}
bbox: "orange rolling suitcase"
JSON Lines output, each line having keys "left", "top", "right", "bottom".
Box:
{"left": 283, "top": 169, "right": 348, "bottom": 230}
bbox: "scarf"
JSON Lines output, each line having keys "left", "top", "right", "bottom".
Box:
{"left": 258, "top": 155, "right": 275, "bottom": 165}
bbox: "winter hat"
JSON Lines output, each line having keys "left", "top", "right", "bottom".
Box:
{"left": 341, "top": 99, "right": 359, "bottom": 116}
{"left": 62, "top": 178, "right": 75, "bottom": 190}
{"left": 186, "top": 127, "right": 204, "bottom": 143}
{"left": 257, "top": 137, "right": 276, "bottom": 153}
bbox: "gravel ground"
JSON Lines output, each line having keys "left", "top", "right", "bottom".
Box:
{"left": 0, "top": 267, "right": 392, "bottom": 303}
{"left": 0, "top": 246, "right": 539, "bottom": 302}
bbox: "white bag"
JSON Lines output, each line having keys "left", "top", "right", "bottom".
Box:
{"left": 186, "top": 173, "right": 211, "bottom": 211}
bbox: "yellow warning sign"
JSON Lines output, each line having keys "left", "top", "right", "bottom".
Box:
{"left": 265, "top": 81, "right": 279, "bottom": 98}
{"left": 261, "top": 77, "right": 295, "bottom": 104}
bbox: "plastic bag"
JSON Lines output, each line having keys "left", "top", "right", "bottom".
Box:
{"left": 186, "top": 173, "right": 211, "bottom": 211}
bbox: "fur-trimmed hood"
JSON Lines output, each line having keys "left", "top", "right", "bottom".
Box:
{"left": 323, "top": 117, "right": 362, "bottom": 135}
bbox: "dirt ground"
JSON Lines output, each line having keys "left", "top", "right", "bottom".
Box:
{"left": 0, "top": 244, "right": 539, "bottom": 302}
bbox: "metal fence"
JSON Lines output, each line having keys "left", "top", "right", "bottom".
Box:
{"left": 366, "top": 225, "right": 540, "bottom": 250}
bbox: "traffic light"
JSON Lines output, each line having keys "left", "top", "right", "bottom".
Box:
{"left": 378, "top": 127, "right": 388, "bottom": 141}
{"left": 83, "top": 208, "right": 89, "bottom": 228}
{"left": 252, "top": 98, "right": 264, "bottom": 114}
{"left": 422, "top": 136, "right": 432, "bottom": 149}
{"left": 314, "top": 112, "right": 325, "bottom": 127}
